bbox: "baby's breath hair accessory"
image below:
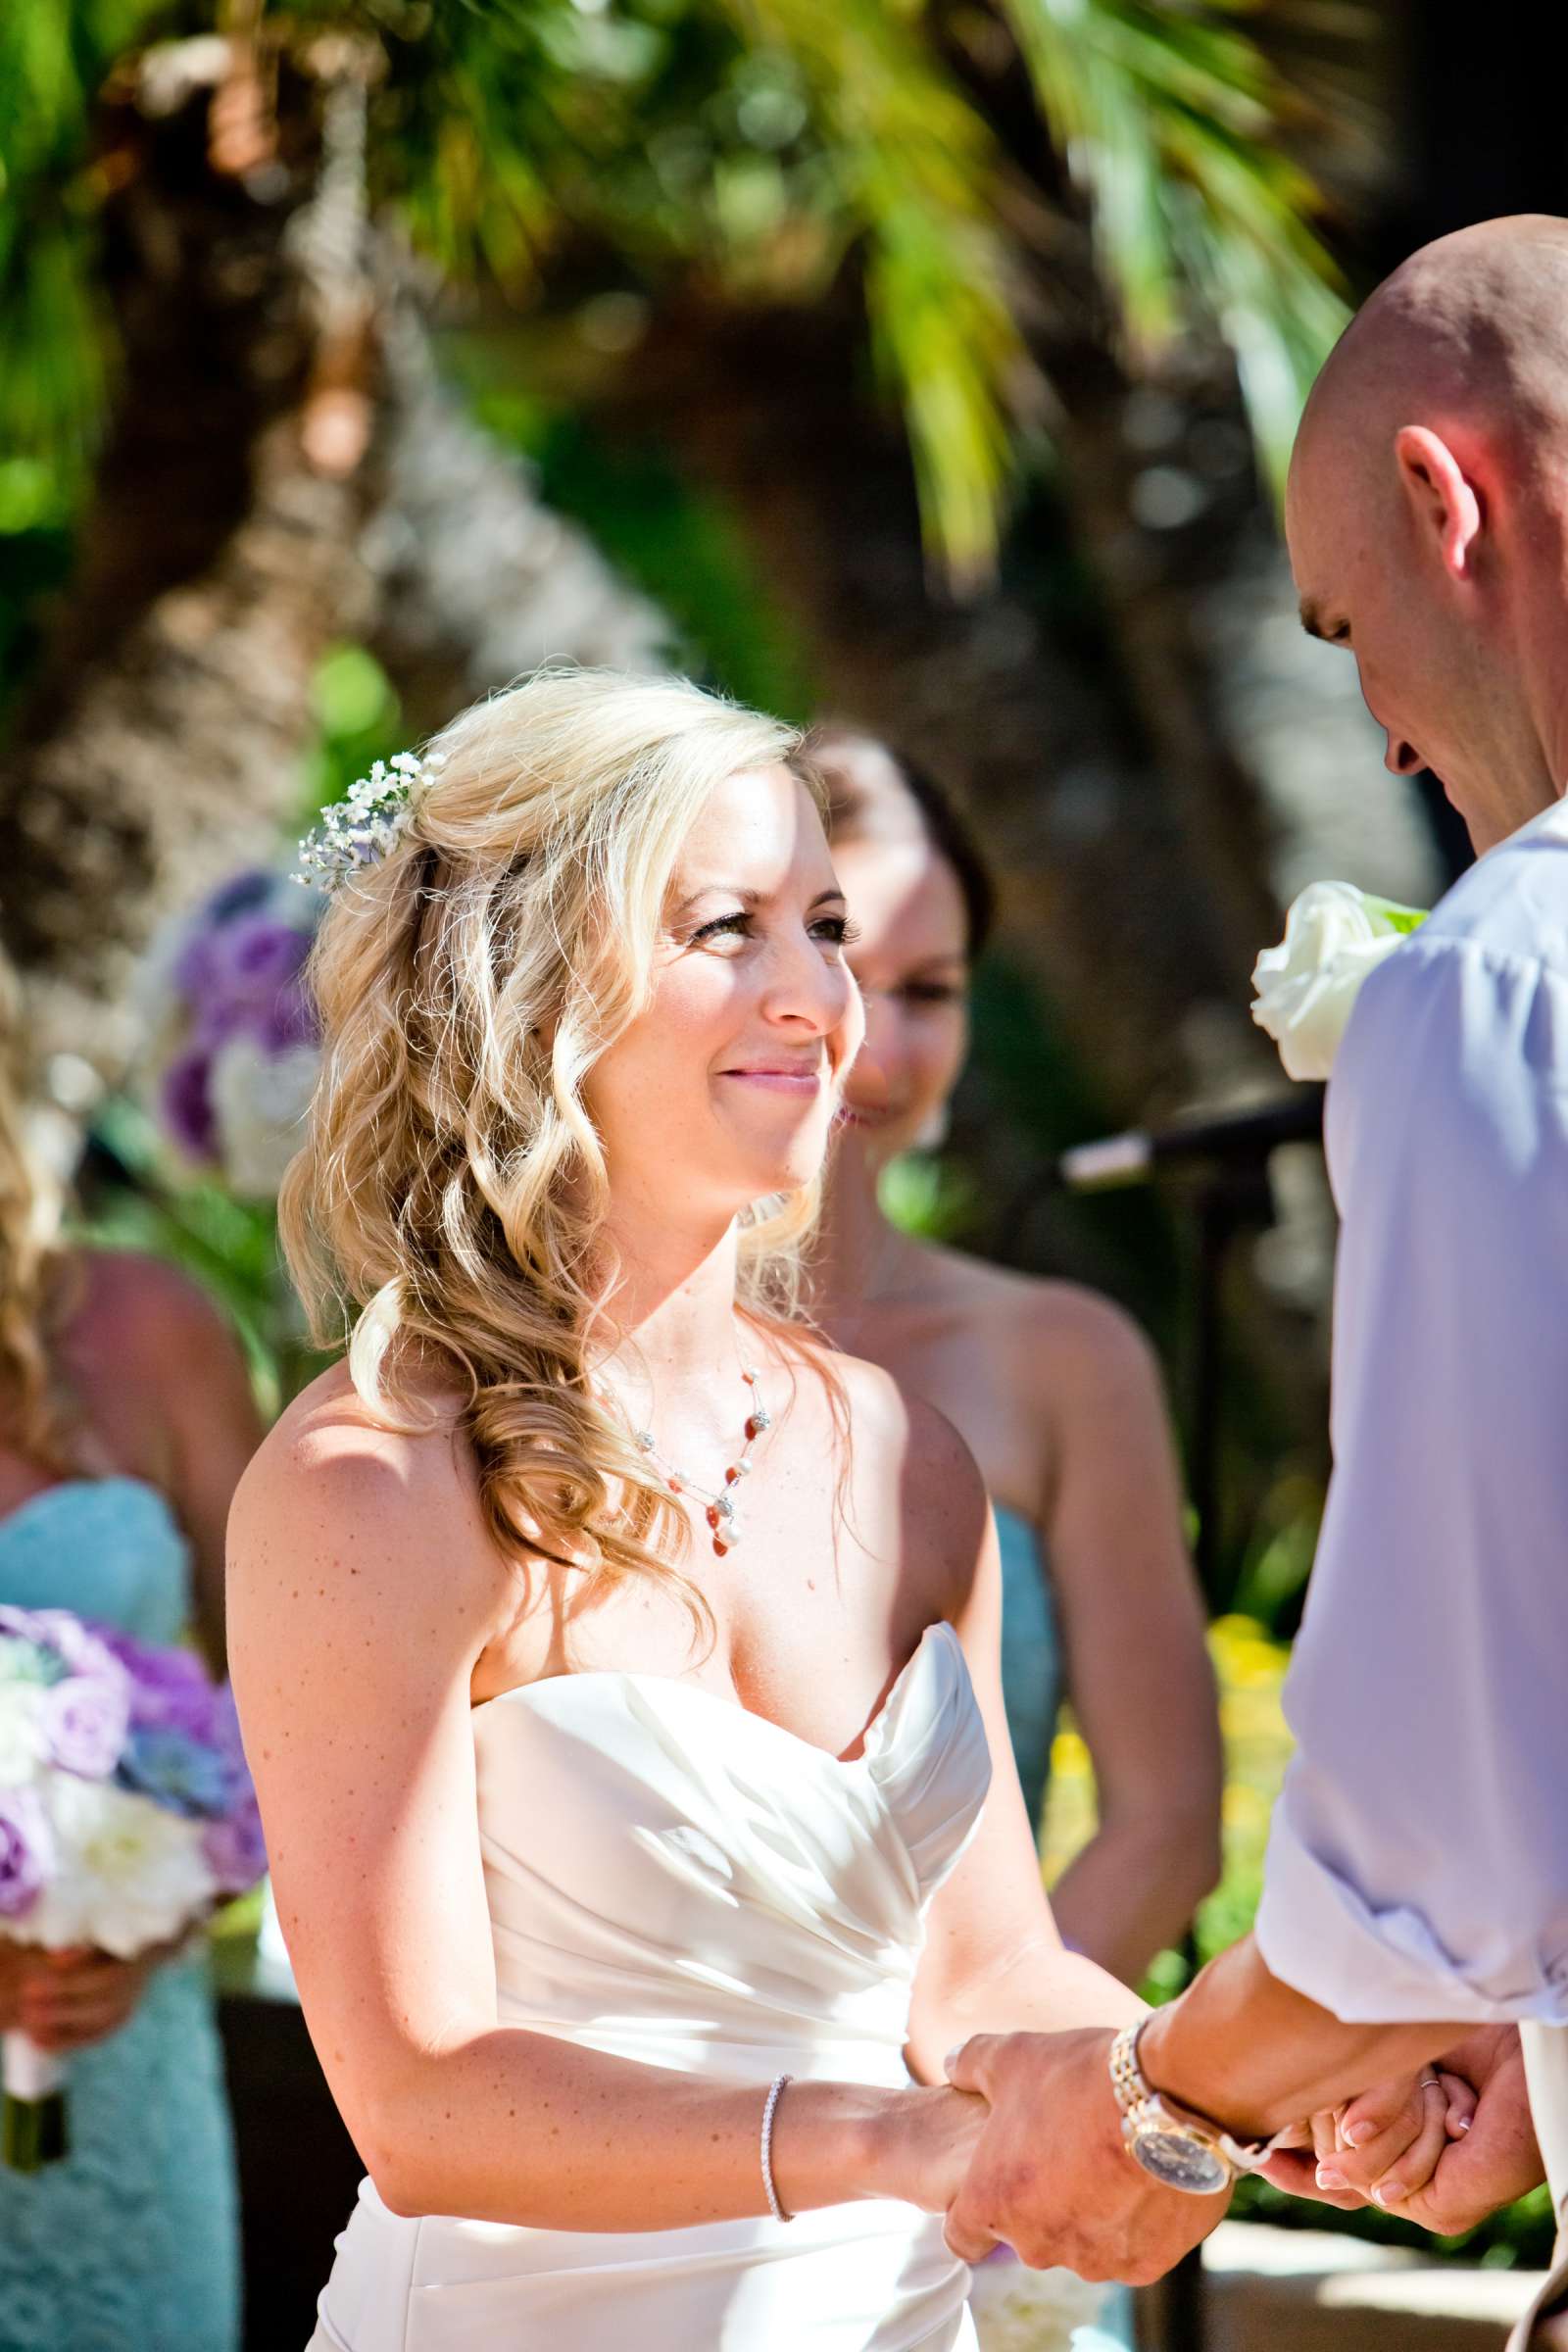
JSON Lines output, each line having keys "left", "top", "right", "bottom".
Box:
{"left": 294, "top": 747, "right": 446, "bottom": 893}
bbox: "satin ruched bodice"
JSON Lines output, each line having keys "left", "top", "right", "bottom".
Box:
{"left": 312, "top": 1622, "right": 992, "bottom": 2352}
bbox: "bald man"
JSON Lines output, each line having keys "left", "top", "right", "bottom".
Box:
{"left": 941, "top": 218, "right": 1568, "bottom": 2346}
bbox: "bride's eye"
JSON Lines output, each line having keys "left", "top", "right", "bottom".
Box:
{"left": 811, "top": 914, "right": 861, "bottom": 948}
{"left": 687, "top": 910, "right": 752, "bottom": 946}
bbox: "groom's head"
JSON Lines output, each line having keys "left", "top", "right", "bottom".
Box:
{"left": 1288, "top": 215, "right": 1568, "bottom": 852}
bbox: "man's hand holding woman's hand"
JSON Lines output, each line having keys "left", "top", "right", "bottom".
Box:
{"left": 939, "top": 2028, "right": 1226, "bottom": 2282}
{"left": 928, "top": 2022, "right": 1544, "bottom": 2286}
{"left": 1266, "top": 2028, "right": 1544, "bottom": 2235}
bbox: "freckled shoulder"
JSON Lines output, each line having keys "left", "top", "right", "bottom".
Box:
{"left": 226, "top": 1358, "right": 513, "bottom": 1652}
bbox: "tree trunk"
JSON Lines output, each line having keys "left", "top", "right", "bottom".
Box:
{"left": 0, "top": 60, "right": 378, "bottom": 1087}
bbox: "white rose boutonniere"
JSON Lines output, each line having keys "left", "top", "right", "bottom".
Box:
{"left": 1250, "top": 881, "right": 1428, "bottom": 1081}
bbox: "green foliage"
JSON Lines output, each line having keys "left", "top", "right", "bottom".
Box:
{"left": 999, "top": 0, "right": 1349, "bottom": 496}
{"left": 877, "top": 1151, "right": 980, "bottom": 1243}
{"left": 77, "top": 1097, "right": 302, "bottom": 1420}
{"left": 3, "top": 0, "right": 1350, "bottom": 581}
{"left": 0, "top": 0, "right": 183, "bottom": 530}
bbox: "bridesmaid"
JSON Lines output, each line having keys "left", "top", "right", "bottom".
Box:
{"left": 811, "top": 729, "right": 1223, "bottom": 1984}
{"left": 0, "top": 962, "right": 264, "bottom": 2352}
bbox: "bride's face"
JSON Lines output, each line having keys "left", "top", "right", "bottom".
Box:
{"left": 586, "top": 766, "right": 862, "bottom": 1225}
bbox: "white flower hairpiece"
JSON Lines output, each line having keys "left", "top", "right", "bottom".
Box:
{"left": 293, "top": 747, "right": 447, "bottom": 893}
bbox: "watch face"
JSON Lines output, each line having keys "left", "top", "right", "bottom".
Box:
{"left": 1129, "top": 2128, "right": 1230, "bottom": 2197}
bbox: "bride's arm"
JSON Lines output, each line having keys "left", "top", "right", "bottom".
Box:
{"left": 904, "top": 1466, "right": 1145, "bottom": 2080}
{"left": 228, "top": 1397, "right": 981, "bottom": 2229}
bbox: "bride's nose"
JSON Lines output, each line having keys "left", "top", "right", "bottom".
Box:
{"left": 758, "top": 934, "right": 857, "bottom": 1035}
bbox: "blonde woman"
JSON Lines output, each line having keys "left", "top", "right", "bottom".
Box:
{"left": 231, "top": 668, "right": 1149, "bottom": 2351}
{"left": 0, "top": 963, "right": 262, "bottom": 2351}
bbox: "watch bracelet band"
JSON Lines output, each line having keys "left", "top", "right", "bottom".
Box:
{"left": 1108, "top": 2022, "right": 1282, "bottom": 2180}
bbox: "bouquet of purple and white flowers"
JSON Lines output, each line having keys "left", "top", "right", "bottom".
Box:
{"left": 143, "top": 868, "right": 322, "bottom": 1200}
{"left": 0, "top": 1606, "right": 267, "bottom": 2170}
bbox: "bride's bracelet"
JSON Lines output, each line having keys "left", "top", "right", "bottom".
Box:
{"left": 760, "top": 2072, "right": 794, "bottom": 2224}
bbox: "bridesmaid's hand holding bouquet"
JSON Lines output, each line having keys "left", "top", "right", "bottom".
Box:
{"left": 0, "top": 1606, "right": 267, "bottom": 2171}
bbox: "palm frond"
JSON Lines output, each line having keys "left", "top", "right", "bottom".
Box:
{"left": 998, "top": 0, "right": 1350, "bottom": 489}
{"left": 710, "top": 0, "right": 1029, "bottom": 582}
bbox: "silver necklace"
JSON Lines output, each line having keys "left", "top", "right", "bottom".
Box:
{"left": 633, "top": 1362, "right": 771, "bottom": 1555}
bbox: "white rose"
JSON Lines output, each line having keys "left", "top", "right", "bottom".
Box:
{"left": 968, "top": 2254, "right": 1111, "bottom": 2352}
{"left": 1250, "top": 881, "right": 1427, "bottom": 1082}
{"left": 27, "top": 1774, "right": 215, "bottom": 1956}
{"left": 0, "top": 1684, "right": 48, "bottom": 1784}
{"left": 209, "top": 1035, "right": 321, "bottom": 1201}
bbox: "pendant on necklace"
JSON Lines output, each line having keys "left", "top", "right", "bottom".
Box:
{"left": 633, "top": 1362, "right": 768, "bottom": 1555}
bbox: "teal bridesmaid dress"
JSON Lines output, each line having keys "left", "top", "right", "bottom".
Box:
{"left": 992, "top": 1501, "right": 1135, "bottom": 2352}
{"left": 0, "top": 1477, "right": 240, "bottom": 2352}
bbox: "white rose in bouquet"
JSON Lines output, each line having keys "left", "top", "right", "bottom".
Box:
{"left": 0, "top": 1682, "right": 48, "bottom": 1785}
{"left": 1250, "top": 881, "right": 1427, "bottom": 1081}
{"left": 28, "top": 1775, "right": 216, "bottom": 1959}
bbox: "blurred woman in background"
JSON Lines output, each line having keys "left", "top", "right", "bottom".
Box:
{"left": 0, "top": 958, "right": 264, "bottom": 2352}
{"left": 811, "top": 730, "right": 1223, "bottom": 1984}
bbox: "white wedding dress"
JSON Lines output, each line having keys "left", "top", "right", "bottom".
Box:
{"left": 309, "top": 1621, "right": 991, "bottom": 2350}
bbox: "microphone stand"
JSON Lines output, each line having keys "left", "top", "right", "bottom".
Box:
{"left": 1049, "top": 1092, "right": 1327, "bottom": 2352}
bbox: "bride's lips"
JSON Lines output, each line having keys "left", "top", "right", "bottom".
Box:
{"left": 719, "top": 1065, "right": 823, "bottom": 1095}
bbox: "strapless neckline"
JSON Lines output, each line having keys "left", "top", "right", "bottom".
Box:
{"left": 473, "top": 1617, "right": 960, "bottom": 1773}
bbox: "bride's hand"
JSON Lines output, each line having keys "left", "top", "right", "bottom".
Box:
{"left": 1263, "top": 2067, "right": 1477, "bottom": 2211}
{"left": 873, "top": 2083, "right": 991, "bottom": 2215}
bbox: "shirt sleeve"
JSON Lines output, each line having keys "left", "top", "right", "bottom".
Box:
{"left": 1253, "top": 932, "right": 1568, "bottom": 2024}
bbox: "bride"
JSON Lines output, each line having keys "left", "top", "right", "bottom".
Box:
{"left": 228, "top": 668, "right": 1143, "bottom": 2351}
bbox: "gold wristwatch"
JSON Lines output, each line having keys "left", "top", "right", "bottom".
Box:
{"left": 1108, "top": 2023, "right": 1282, "bottom": 2196}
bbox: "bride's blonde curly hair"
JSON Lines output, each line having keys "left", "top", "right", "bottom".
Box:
{"left": 280, "top": 666, "right": 827, "bottom": 1599}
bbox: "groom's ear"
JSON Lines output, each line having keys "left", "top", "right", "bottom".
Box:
{"left": 1394, "top": 425, "right": 1484, "bottom": 582}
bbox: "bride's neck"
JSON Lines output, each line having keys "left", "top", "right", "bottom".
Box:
{"left": 593, "top": 1198, "right": 747, "bottom": 1384}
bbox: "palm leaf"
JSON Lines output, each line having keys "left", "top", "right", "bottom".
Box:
{"left": 709, "top": 0, "right": 1029, "bottom": 582}
{"left": 998, "top": 0, "right": 1351, "bottom": 492}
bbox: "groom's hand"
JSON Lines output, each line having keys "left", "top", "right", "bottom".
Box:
{"left": 1320, "top": 2027, "right": 1544, "bottom": 2235}
{"left": 943, "top": 2029, "right": 1229, "bottom": 2282}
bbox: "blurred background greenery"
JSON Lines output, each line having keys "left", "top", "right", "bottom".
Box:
{"left": 5, "top": 0, "right": 1563, "bottom": 2284}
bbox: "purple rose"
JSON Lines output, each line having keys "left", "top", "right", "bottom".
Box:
{"left": 193, "top": 916, "right": 312, "bottom": 1025}
{"left": 161, "top": 1048, "right": 217, "bottom": 1160}
{"left": 171, "top": 873, "right": 277, "bottom": 1002}
{"left": 42, "top": 1671, "right": 129, "bottom": 1779}
{"left": 0, "top": 1787, "right": 52, "bottom": 1919}
{"left": 202, "top": 1795, "right": 268, "bottom": 1894}
{"left": 97, "top": 1630, "right": 218, "bottom": 1740}
{"left": 257, "top": 974, "right": 319, "bottom": 1052}
{"left": 203, "top": 869, "right": 276, "bottom": 926}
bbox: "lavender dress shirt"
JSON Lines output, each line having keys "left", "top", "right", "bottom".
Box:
{"left": 1254, "top": 796, "right": 1568, "bottom": 2026}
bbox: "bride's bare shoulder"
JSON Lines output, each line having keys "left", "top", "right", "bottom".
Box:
{"left": 228, "top": 1356, "right": 507, "bottom": 1630}
{"left": 788, "top": 1331, "right": 989, "bottom": 1582}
